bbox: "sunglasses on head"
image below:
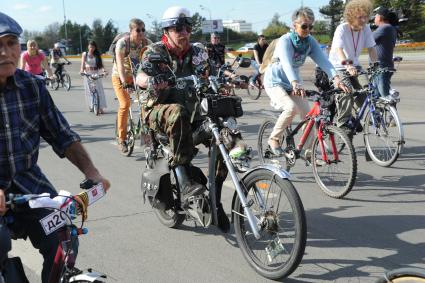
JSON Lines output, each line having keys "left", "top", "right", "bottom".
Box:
{"left": 300, "top": 23, "right": 314, "bottom": 30}
{"left": 136, "top": 27, "right": 146, "bottom": 33}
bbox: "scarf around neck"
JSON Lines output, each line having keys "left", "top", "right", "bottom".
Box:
{"left": 289, "top": 31, "right": 310, "bottom": 55}
{"left": 161, "top": 34, "right": 190, "bottom": 60}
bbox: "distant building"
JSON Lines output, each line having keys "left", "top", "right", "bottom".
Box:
{"left": 223, "top": 20, "right": 252, "bottom": 33}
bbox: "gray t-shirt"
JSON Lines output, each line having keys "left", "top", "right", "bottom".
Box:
{"left": 373, "top": 24, "right": 397, "bottom": 68}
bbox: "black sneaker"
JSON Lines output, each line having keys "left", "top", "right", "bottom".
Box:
{"left": 216, "top": 203, "right": 230, "bottom": 233}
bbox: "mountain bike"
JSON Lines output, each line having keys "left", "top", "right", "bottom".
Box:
{"left": 51, "top": 62, "right": 72, "bottom": 91}
{"left": 114, "top": 59, "right": 151, "bottom": 157}
{"left": 0, "top": 180, "right": 107, "bottom": 283}
{"left": 81, "top": 72, "right": 107, "bottom": 116}
{"left": 141, "top": 54, "right": 307, "bottom": 280}
{"left": 258, "top": 89, "right": 357, "bottom": 199}
{"left": 343, "top": 61, "right": 404, "bottom": 167}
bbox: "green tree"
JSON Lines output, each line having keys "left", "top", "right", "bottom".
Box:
{"left": 42, "top": 22, "right": 61, "bottom": 51}
{"left": 102, "top": 19, "right": 118, "bottom": 52}
{"left": 190, "top": 12, "right": 207, "bottom": 41}
{"left": 90, "top": 19, "right": 106, "bottom": 52}
{"left": 146, "top": 19, "right": 162, "bottom": 42}
{"left": 319, "top": 0, "right": 344, "bottom": 38}
{"left": 262, "top": 14, "right": 289, "bottom": 39}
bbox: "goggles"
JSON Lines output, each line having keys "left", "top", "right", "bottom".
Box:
{"left": 161, "top": 17, "right": 193, "bottom": 29}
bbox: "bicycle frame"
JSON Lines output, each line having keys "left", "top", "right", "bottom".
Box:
{"left": 285, "top": 100, "right": 339, "bottom": 164}
{"left": 48, "top": 223, "right": 79, "bottom": 283}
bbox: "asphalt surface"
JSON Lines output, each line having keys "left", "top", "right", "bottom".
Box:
{"left": 9, "top": 53, "right": 425, "bottom": 283}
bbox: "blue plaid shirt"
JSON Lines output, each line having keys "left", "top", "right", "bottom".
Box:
{"left": 0, "top": 69, "right": 80, "bottom": 195}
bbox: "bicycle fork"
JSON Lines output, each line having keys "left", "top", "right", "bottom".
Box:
{"left": 211, "top": 126, "right": 261, "bottom": 239}
{"left": 317, "top": 122, "right": 339, "bottom": 163}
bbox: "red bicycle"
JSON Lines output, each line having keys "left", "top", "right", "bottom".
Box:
{"left": 1, "top": 180, "right": 107, "bottom": 283}
{"left": 257, "top": 89, "right": 357, "bottom": 199}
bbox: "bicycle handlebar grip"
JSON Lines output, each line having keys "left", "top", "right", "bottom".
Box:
{"left": 80, "top": 179, "right": 96, "bottom": 190}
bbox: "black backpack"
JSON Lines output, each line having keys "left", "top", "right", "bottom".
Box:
{"left": 314, "top": 67, "right": 332, "bottom": 92}
{"left": 108, "top": 32, "right": 131, "bottom": 63}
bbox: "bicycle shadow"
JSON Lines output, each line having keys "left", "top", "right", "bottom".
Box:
{"left": 293, "top": 206, "right": 425, "bottom": 282}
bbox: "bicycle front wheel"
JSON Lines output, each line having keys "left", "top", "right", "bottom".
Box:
{"left": 52, "top": 78, "right": 60, "bottom": 90}
{"left": 233, "top": 168, "right": 306, "bottom": 280}
{"left": 364, "top": 104, "right": 404, "bottom": 167}
{"left": 62, "top": 73, "right": 71, "bottom": 91}
{"left": 92, "top": 91, "right": 100, "bottom": 116}
{"left": 375, "top": 267, "right": 425, "bottom": 283}
{"left": 126, "top": 115, "right": 135, "bottom": 156}
{"left": 312, "top": 125, "right": 357, "bottom": 198}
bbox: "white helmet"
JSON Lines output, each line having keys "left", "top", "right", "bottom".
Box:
{"left": 161, "top": 6, "right": 192, "bottom": 29}
{"left": 54, "top": 42, "right": 60, "bottom": 48}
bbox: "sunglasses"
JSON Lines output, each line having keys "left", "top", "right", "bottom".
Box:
{"left": 300, "top": 23, "right": 314, "bottom": 30}
{"left": 173, "top": 24, "right": 192, "bottom": 33}
{"left": 136, "top": 27, "right": 146, "bottom": 33}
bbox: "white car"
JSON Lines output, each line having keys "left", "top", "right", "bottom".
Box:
{"left": 237, "top": 46, "right": 254, "bottom": 52}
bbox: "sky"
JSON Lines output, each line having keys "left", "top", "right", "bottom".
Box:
{"left": 1, "top": 0, "right": 332, "bottom": 34}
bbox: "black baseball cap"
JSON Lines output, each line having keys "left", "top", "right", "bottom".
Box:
{"left": 374, "top": 6, "right": 390, "bottom": 17}
{"left": 0, "top": 12, "right": 22, "bottom": 38}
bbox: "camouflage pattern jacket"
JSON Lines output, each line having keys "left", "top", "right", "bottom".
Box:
{"left": 138, "top": 42, "right": 210, "bottom": 122}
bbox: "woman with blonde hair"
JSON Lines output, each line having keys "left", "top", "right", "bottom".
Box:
{"left": 328, "top": 0, "right": 378, "bottom": 131}
{"left": 20, "top": 39, "right": 53, "bottom": 77}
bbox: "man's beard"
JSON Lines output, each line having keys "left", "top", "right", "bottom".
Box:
{"left": 175, "top": 37, "right": 189, "bottom": 50}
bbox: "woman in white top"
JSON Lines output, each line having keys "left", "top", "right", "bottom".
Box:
{"left": 80, "top": 40, "right": 107, "bottom": 113}
{"left": 328, "top": 0, "right": 377, "bottom": 129}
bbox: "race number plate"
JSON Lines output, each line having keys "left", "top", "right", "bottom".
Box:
{"left": 39, "top": 210, "right": 67, "bottom": 236}
{"left": 86, "top": 183, "right": 106, "bottom": 205}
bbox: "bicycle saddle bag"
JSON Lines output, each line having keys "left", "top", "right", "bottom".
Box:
{"left": 141, "top": 157, "right": 173, "bottom": 209}
{"left": 200, "top": 95, "right": 243, "bottom": 118}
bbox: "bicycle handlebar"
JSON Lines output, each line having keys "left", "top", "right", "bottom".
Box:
{"left": 55, "top": 62, "right": 71, "bottom": 66}
{"left": 80, "top": 72, "right": 107, "bottom": 80}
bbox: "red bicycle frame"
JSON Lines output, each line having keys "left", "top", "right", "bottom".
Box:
{"left": 293, "top": 100, "right": 339, "bottom": 164}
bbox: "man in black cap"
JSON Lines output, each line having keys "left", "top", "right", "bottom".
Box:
{"left": 0, "top": 12, "right": 110, "bottom": 282}
{"left": 373, "top": 7, "right": 398, "bottom": 98}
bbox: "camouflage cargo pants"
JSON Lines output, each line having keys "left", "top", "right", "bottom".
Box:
{"left": 147, "top": 103, "right": 194, "bottom": 167}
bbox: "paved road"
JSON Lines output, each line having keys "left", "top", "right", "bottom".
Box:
{"left": 10, "top": 53, "right": 425, "bottom": 283}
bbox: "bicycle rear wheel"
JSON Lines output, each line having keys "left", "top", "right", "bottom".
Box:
{"left": 257, "top": 119, "right": 293, "bottom": 171}
{"left": 233, "top": 169, "right": 306, "bottom": 280}
{"left": 364, "top": 104, "right": 404, "bottom": 167}
{"left": 312, "top": 125, "right": 357, "bottom": 198}
{"left": 62, "top": 73, "right": 71, "bottom": 91}
{"left": 247, "top": 76, "right": 262, "bottom": 100}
